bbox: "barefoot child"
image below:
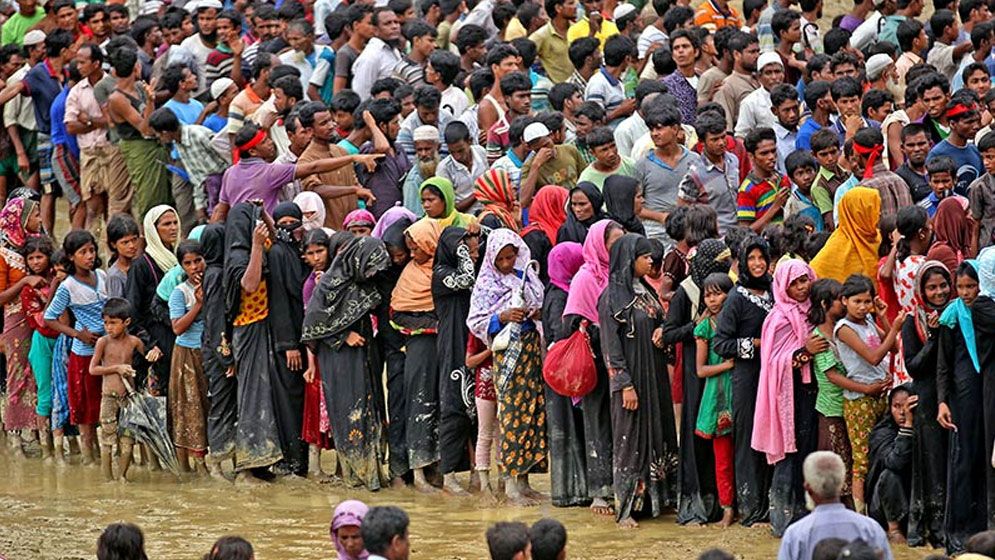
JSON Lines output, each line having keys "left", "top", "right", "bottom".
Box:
{"left": 301, "top": 229, "right": 335, "bottom": 481}
{"left": 89, "top": 297, "right": 144, "bottom": 481}
{"left": 105, "top": 214, "right": 141, "bottom": 298}
{"left": 20, "top": 236, "right": 59, "bottom": 459}
{"left": 694, "top": 272, "right": 737, "bottom": 527}
{"left": 467, "top": 333, "right": 496, "bottom": 495}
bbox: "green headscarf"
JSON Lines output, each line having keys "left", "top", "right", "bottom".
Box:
{"left": 420, "top": 177, "right": 474, "bottom": 229}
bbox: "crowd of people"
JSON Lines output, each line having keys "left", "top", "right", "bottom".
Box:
{"left": 3, "top": 0, "right": 995, "bottom": 551}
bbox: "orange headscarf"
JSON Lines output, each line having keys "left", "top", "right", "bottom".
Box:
{"left": 390, "top": 219, "right": 442, "bottom": 312}
{"left": 474, "top": 169, "right": 521, "bottom": 231}
{"left": 810, "top": 187, "right": 882, "bottom": 282}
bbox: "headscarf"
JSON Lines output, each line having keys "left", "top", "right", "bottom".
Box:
{"left": 810, "top": 187, "right": 881, "bottom": 282}
{"left": 421, "top": 177, "right": 474, "bottom": 228}
{"left": 372, "top": 206, "right": 417, "bottom": 239}
{"left": 344, "top": 208, "right": 377, "bottom": 231}
{"left": 330, "top": 500, "right": 370, "bottom": 560}
{"left": 940, "top": 258, "right": 980, "bottom": 373}
{"left": 467, "top": 228, "right": 544, "bottom": 342}
{"left": 0, "top": 197, "right": 38, "bottom": 250}
{"left": 328, "top": 231, "right": 355, "bottom": 256}
{"left": 752, "top": 259, "right": 816, "bottom": 465}
{"left": 558, "top": 182, "right": 606, "bottom": 244}
{"left": 928, "top": 197, "right": 971, "bottom": 272}
{"left": 603, "top": 175, "right": 645, "bottom": 236}
{"left": 521, "top": 186, "right": 568, "bottom": 243}
{"left": 563, "top": 219, "right": 616, "bottom": 324}
{"left": 737, "top": 235, "right": 773, "bottom": 291}
{"left": 293, "top": 191, "right": 326, "bottom": 231}
{"left": 391, "top": 219, "right": 442, "bottom": 312}
{"left": 980, "top": 245, "right": 995, "bottom": 297}
{"left": 602, "top": 233, "right": 656, "bottom": 329}
{"left": 474, "top": 168, "right": 520, "bottom": 231}
{"left": 547, "top": 242, "right": 584, "bottom": 292}
{"left": 223, "top": 203, "right": 263, "bottom": 325}
{"left": 912, "top": 260, "right": 951, "bottom": 344}
{"left": 686, "top": 238, "right": 733, "bottom": 313}
{"left": 200, "top": 224, "right": 226, "bottom": 268}
{"left": 302, "top": 236, "right": 389, "bottom": 348}
{"left": 142, "top": 205, "right": 181, "bottom": 272}
{"left": 155, "top": 224, "right": 205, "bottom": 301}
{"left": 272, "top": 201, "right": 304, "bottom": 248}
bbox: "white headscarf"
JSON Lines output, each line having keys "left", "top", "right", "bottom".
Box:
{"left": 294, "top": 191, "right": 326, "bottom": 231}
{"left": 142, "top": 205, "right": 180, "bottom": 272}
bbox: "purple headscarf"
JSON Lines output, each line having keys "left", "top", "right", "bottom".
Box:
{"left": 330, "top": 500, "right": 369, "bottom": 560}
{"left": 372, "top": 206, "right": 417, "bottom": 239}
{"left": 466, "top": 228, "right": 544, "bottom": 342}
{"left": 547, "top": 242, "right": 584, "bottom": 292}
{"left": 562, "top": 219, "right": 616, "bottom": 324}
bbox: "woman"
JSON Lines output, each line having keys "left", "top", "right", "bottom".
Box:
{"left": 293, "top": 191, "right": 327, "bottom": 232}
{"left": 603, "top": 175, "right": 645, "bottom": 236}
{"left": 562, "top": 219, "right": 625, "bottom": 516}
{"left": 663, "top": 238, "right": 732, "bottom": 525}
{"left": 432, "top": 226, "right": 480, "bottom": 495}
{"left": 420, "top": 177, "right": 475, "bottom": 228}
{"left": 343, "top": 209, "right": 377, "bottom": 236}
{"left": 543, "top": 241, "right": 589, "bottom": 507}
{"left": 810, "top": 187, "right": 881, "bottom": 282}
{"left": 390, "top": 219, "right": 444, "bottom": 492}
{"left": 866, "top": 384, "right": 916, "bottom": 544}
{"left": 125, "top": 205, "right": 180, "bottom": 395}
{"left": 223, "top": 202, "right": 283, "bottom": 483}
{"left": 753, "top": 259, "right": 820, "bottom": 537}
{"left": 474, "top": 169, "right": 521, "bottom": 231}
{"left": 598, "top": 233, "right": 678, "bottom": 527}
{"left": 267, "top": 202, "right": 310, "bottom": 476}
{"left": 303, "top": 236, "right": 390, "bottom": 491}
{"left": 0, "top": 196, "right": 42, "bottom": 454}
{"left": 467, "top": 228, "right": 548, "bottom": 506}
{"left": 330, "top": 500, "right": 370, "bottom": 560}
{"left": 902, "top": 261, "right": 951, "bottom": 547}
{"left": 927, "top": 197, "right": 973, "bottom": 272}
{"left": 521, "top": 186, "right": 567, "bottom": 284}
{"left": 967, "top": 248, "right": 995, "bottom": 554}
{"left": 371, "top": 206, "right": 417, "bottom": 240}
{"left": 713, "top": 235, "right": 775, "bottom": 526}
{"left": 557, "top": 182, "right": 606, "bottom": 244}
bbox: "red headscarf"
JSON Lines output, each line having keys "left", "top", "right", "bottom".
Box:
{"left": 521, "top": 186, "right": 568, "bottom": 243}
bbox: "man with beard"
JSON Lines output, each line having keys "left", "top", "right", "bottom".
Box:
{"left": 278, "top": 19, "right": 334, "bottom": 101}
{"left": 352, "top": 7, "right": 402, "bottom": 99}
{"left": 895, "top": 123, "right": 932, "bottom": 203}
{"left": 180, "top": 0, "right": 221, "bottom": 96}
{"left": 132, "top": 17, "right": 163, "bottom": 83}
{"left": 401, "top": 124, "right": 440, "bottom": 215}
{"left": 734, "top": 52, "right": 783, "bottom": 139}
{"left": 769, "top": 84, "right": 801, "bottom": 175}
{"left": 714, "top": 31, "right": 760, "bottom": 133}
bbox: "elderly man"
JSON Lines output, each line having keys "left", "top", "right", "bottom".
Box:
{"left": 778, "top": 452, "right": 893, "bottom": 560}
{"left": 402, "top": 124, "right": 440, "bottom": 215}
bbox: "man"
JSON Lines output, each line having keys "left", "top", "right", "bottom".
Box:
{"left": 952, "top": 23, "right": 994, "bottom": 92}
{"left": 548, "top": 82, "right": 583, "bottom": 142}
{"left": 438, "top": 120, "right": 487, "bottom": 212}
{"left": 478, "top": 44, "right": 522, "bottom": 140}
{"left": 770, "top": 84, "right": 800, "bottom": 175}
{"left": 436, "top": 0, "right": 466, "bottom": 51}
{"left": 795, "top": 80, "right": 834, "bottom": 150}
{"left": 919, "top": 73, "right": 952, "bottom": 144}
{"left": 928, "top": 95, "right": 984, "bottom": 196}
{"left": 958, "top": 0, "right": 990, "bottom": 37}
{"left": 361, "top": 506, "right": 410, "bottom": 560}
{"left": 486, "top": 72, "right": 533, "bottom": 164}
{"left": 772, "top": 9, "right": 805, "bottom": 83}
{"left": 397, "top": 86, "right": 452, "bottom": 160}
{"left": 734, "top": 52, "right": 783, "bottom": 139}
{"left": 333, "top": 4, "right": 375, "bottom": 94}
{"left": 566, "top": 36, "right": 600, "bottom": 92}
{"left": 637, "top": 103, "right": 703, "bottom": 245}
{"left": 679, "top": 111, "right": 740, "bottom": 234}
{"left": 65, "top": 43, "right": 133, "bottom": 232}
{"left": 895, "top": 123, "right": 931, "bottom": 202}
{"left": 519, "top": 121, "right": 585, "bottom": 207}
{"left": 228, "top": 54, "right": 274, "bottom": 139}
{"left": 779, "top": 451, "right": 892, "bottom": 560}
{"left": 567, "top": 0, "right": 618, "bottom": 48}
{"left": 2, "top": 30, "right": 44, "bottom": 201}
{"left": 162, "top": 63, "right": 204, "bottom": 125}
{"left": 355, "top": 98, "right": 411, "bottom": 217}
{"left": 352, "top": 8, "right": 402, "bottom": 99}
{"left": 131, "top": 17, "right": 163, "bottom": 83}
{"left": 204, "top": 10, "right": 245, "bottom": 93}
{"left": 584, "top": 34, "right": 636, "bottom": 126}
{"left": 853, "top": 127, "right": 913, "bottom": 219}
{"left": 926, "top": 9, "right": 972, "bottom": 82}
{"left": 82, "top": 5, "right": 111, "bottom": 47}
{"left": 863, "top": 54, "right": 896, "bottom": 94}
{"left": 149, "top": 108, "right": 229, "bottom": 221}
{"left": 402, "top": 124, "right": 440, "bottom": 215}
{"left": 831, "top": 77, "right": 871, "bottom": 144}
{"left": 698, "top": 27, "right": 737, "bottom": 105}
{"left": 2, "top": 0, "right": 44, "bottom": 46}
{"left": 251, "top": 71, "right": 301, "bottom": 158}
{"left": 895, "top": 19, "right": 927, "bottom": 86}
{"left": 578, "top": 126, "right": 637, "bottom": 189}
{"left": 529, "top": 0, "right": 575, "bottom": 83}
{"left": 180, "top": 0, "right": 222, "bottom": 96}
{"left": 426, "top": 50, "right": 468, "bottom": 118}
{"left": 274, "top": 109, "right": 310, "bottom": 203}
{"left": 738, "top": 127, "right": 792, "bottom": 232}
{"left": 714, "top": 31, "right": 760, "bottom": 132}
{"left": 490, "top": 115, "right": 532, "bottom": 191}
{"left": 240, "top": 5, "right": 280, "bottom": 68}
{"left": 662, "top": 29, "right": 701, "bottom": 126}
{"left": 757, "top": 0, "right": 797, "bottom": 51}
{"left": 453, "top": 23, "right": 486, "bottom": 82}
{"left": 279, "top": 19, "right": 335, "bottom": 103}
{"left": 393, "top": 20, "right": 436, "bottom": 87}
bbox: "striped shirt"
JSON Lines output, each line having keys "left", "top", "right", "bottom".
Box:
{"left": 43, "top": 270, "right": 108, "bottom": 356}
{"left": 204, "top": 47, "right": 235, "bottom": 92}
{"left": 584, "top": 67, "right": 625, "bottom": 125}
{"left": 736, "top": 172, "right": 791, "bottom": 224}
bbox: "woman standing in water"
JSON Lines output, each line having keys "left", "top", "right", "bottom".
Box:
{"left": 598, "top": 233, "right": 678, "bottom": 528}
{"left": 713, "top": 235, "right": 775, "bottom": 526}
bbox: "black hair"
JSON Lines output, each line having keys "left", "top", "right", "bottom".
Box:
{"left": 346, "top": 3, "right": 374, "bottom": 26}
{"left": 51, "top": 0, "right": 74, "bottom": 13}
{"left": 698, "top": 548, "right": 736, "bottom": 560}
{"left": 499, "top": 71, "right": 531, "bottom": 97}
{"left": 45, "top": 29, "right": 74, "bottom": 58}
{"left": 959, "top": 0, "right": 984, "bottom": 20}
{"left": 896, "top": 18, "right": 923, "bottom": 53}
{"left": 536, "top": 111, "right": 564, "bottom": 135}
{"left": 804, "top": 231, "right": 831, "bottom": 262}
{"left": 697, "top": 102, "right": 724, "bottom": 120}
{"left": 149, "top": 108, "right": 180, "bottom": 135}
{"left": 957, "top": 259, "right": 981, "bottom": 283}
{"left": 830, "top": 76, "right": 861, "bottom": 101}
{"left": 529, "top": 518, "right": 566, "bottom": 560}
{"left": 805, "top": 53, "right": 831, "bottom": 77}
{"left": 785, "top": 150, "right": 818, "bottom": 178}
{"left": 267, "top": 66, "right": 302, "bottom": 88}
{"left": 744, "top": 127, "right": 776, "bottom": 153}
{"left": 331, "top": 90, "right": 361, "bottom": 114}
{"left": 916, "top": 72, "right": 951, "bottom": 96}
{"left": 727, "top": 30, "right": 757, "bottom": 54}
{"left": 979, "top": 131, "right": 995, "bottom": 152}
{"left": 861, "top": 89, "right": 893, "bottom": 119}
{"left": 603, "top": 34, "right": 635, "bottom": 68}
{"left": 21, "top": 234, "right": 54, "bottom": 264}
{"left": 468, "top": 68, "right": 494, "bottom": 101}
{"left": 703, "top": 271, "right": 734, "bottom": 294}
{"left": 634, "top": 79, "right": 669, "bottom": 107}
{"left": 853, "top": 127, "right": 884, "bottom": 151}
{"left": 670, "top": 28, "right": 700, "bottom": 51}
{"left": 803, "top": 80, "right": 831, "bottom": 114}
{"left": 486, "top": 43, "right": 520, "bottom": 69}
{"left": 107, "top": 213, "right": 140, "bottom": 259}
{"left": 370, "top": 76, "right": 402, "bottom": 97}
{"left": 517, "top": 2, "right": 542, "bottom": 30}
{"left": 822, "top": 27, "right": 850, "bottom": 55}
{"left": 205, "top": 536, "right": 254, "bottom": 560}
{"left": 273, "top": 74, "right": 304, "bottom": 101}
{"left": 303, "top": 228, "right": 331, "bottom": 260}
{"left": 685, "top": 205, "right": 719, "bottom": 246}
{"left": 492, "top": 1, "right": 517, "bottom": 30}
{"left": 548, "top": 82, "right": 581, "bottom": 112}
{"left": 811, "top": 537, "right": 848, "bottom": 560}
{"left": 217, "top": 9, "right": 243, "bottom": 28}
{"left": 413, "top": 85, "right": 441, "bottom": 110}
{"left": 712, "top": 26, "right": 738, "bottom": 58}
{"left": 297, "top": 101, "right": 329, "bottom": 128}
{"left": 930, "top": 9, "right": 956, "bottom": 38}
{"left": 0, "top": 44, "right": 21, "bottom": 66}
{"left": 568, "top": 36, "right": 600, "bottom": 71}
{"left": 574, "top": 101, "right": 606, "bottom": 124}
{"left": 694, "top": 110, "right": 726, "bottom": 139}
{"left": 970, "top": 20, "right": 993, "bottom": 50}
{"left": 100, "top": 297, "right": 133, "bottom": 321}
{"left": 510, "top": 37, "right": 536, "bottom": 68}
{"left": 82, "top": 4, "right": 106, "bottom": 23}
{"left": 454, "top": 23, "right": 487, "bottom": 54}
{"left": 361, "top": 506, "right": 409, "bottom": 555}
{"left": 129, "top": 17, "right": 159, "bottom": 48}
{"left": 724, "top": 225, "right": 752, "bottom": 261}
{"left": 486, "top": 521, "right": 530, "bottom": 560}
{"left": 508, "top": 115, "right": 533, "bottom": 146}
{"left": 62, "top": 229, "right": 102, "bottom": 275}
{"left": 278, "top": 2, "right": 305, "bottom": 20}
{"left": 841, "top": 273, "right": 875, "bottom": 298}
{"left": 894, "top": 205, "right": 928, "bottom": 262}
{"left": 389, "top": 0, "right": 412, "bottom": 16}
{"left": 963, "top": 61, "right": 991, "bottom": 87}
{"left": 367, "top": 97, "right": 401, "bottom": 126}
{"left": 585, "top": 126, "right": 614, "bottom": 149}
{"left": 926, "top": 155, "right": 956, "bottom": 177}
{"left": 771, "top": 9, "right": 801, "bottom": 39}
{"left": 403, "top": 19, "right": 437, "bottom": 41}
{"left": 97, "top": 523, "right": 148, "bottom": 560}
{"left": 325, "top": 11, "right": 350, "bottom": 38}
{"left": 176, "top": 239, "right": 203, "bottom": 264}
{"left": 662, "top": 5, "right": 694, "bottom": 34}
{"left": 651, "top": 45, "right": 675, "bottom": 76}
{"left": 770, "top": 83, "right": 799, "bottom": 110}
{"left": 781, "top": 213, "right": 815, "bottom": 259}
{"left": 809, "top": 129, "right": 840, "bottom": 155}
{"left": 443, "top": 120, "right": 471, "bottom": 145}
{"left": 664, "top": 205, "right": 688, "bottom": 242}
{"left": 428, "top": 49, "right": 460, "bottom": 87}
{"left": 901, "top": 122, "right": 928, "bottom": 143}
{"left": 162, "top": 62, "right": 190, "bottom": 96}
{"left": 763, "top": 224, "right": 785, "bottom": 263}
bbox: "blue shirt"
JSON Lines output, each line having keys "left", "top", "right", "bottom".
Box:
{"left": 832, "top": 174, "right": 860, "bottom": 224}
{"left": 202, "top": 114, "right": 227, "bottom": 134}
{"left": 24, "top": 59, "right": 64, "bottom": 134}
{"left": 928, "top": 139, "right": 983, "bottom": 196}
{"left": 49, "top": 86, "right": 79, "bottom": 158}
{"left": 795, "top": 117, "right": 828, "bottom": 151}
{"left": 164, "top": 98, "right": 204, "bottom": 125}
{"left": 169, "top": 282, "right": 204, "bottom": 349}
{"left": 43, "top": 271, "right": 108, "bottom": 356}
{"left": 778, "top": 503, "right": 893, "bottom": 560}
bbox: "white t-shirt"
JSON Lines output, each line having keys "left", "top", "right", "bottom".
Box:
{"left": 637, "top": 26, "right": 668, "bottom": 59}
{"left": 179, "top": 34, "right": 215, "bottom": 94}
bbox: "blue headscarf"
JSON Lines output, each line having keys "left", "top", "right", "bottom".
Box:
{"left": 939, "top": 258, "right": 980, "bottom": 373}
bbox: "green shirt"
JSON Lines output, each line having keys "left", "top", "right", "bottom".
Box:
{"left": 1, "top": 9, "right": 45, "bottom": 46}
{"left": 521, "top": 144, "right": 586, "bottom": 191}
{"left": 694, "top": 318, "right": 733, "bottom": 438}
{"left": 812, "top": 327, "right": 845, "bottom": 417}
{"left": 578, "top": 156, "right": 637, "bottom": 191}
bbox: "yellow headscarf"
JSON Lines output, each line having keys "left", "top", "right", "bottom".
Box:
{"left": 390, "top": 219, "right": 442, "bottom": 312}
{"left": 420, "top": 177, "right": 476, "bottom": 229}
{"left": 810, "top": 187, "right": 882, "bottom": 282}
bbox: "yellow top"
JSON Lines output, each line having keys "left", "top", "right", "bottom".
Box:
{"left": 567, "top": 17, "right": 620, "bottom": 49}
{"left": 234, "top": 281, "right": 269, "bottom": 326}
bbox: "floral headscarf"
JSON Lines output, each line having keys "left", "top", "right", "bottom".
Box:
{"left": 474, "top": 168, "right": 520, "bottom": 231}
{"left": 466, "top": 228, "right": 544, "bottom": 343}
{"left": 0, "top": 197, "right": 38, "bottom": 250}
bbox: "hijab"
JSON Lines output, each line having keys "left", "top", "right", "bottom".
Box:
{"left": 980, "top": 245, "right": 995, "bottom": 297}
{"left": 928, "top": 197, "right": 971, "bottom": 272}
{"left": 431, "top": 226, "right": 472, "bottom": 297}
{"left": 810, "top": 187, "right": 881, "bottom": 282}
{"left": 466, "top": 228, "right": 544, "bottom": 342}
{"left": 0, "top": 196, "right": 38, "bottom": 250}
{"left": 474, "top": 168, "right": 520, "bottom": 231}
{"left": 603, "top": 175, "right": 645, "bottom": 236}
{"left": 753, "top": 259, "right": 816, "bottom": 465}
{"left": 602, "top": 233, "right": 656, "bottom": 331}
{"left": 686, "top": 238, "right": 732, "bottom": 313}
{"left": 421, "top": 177, "right": 474, "bottom": 228}
{"left": 563, "top": 219, "right": 616, "bottom": 324}
{"left": 293, "top": 191, "right": 326, "bottom": 231}
{"left": 372, "top": 206, "right": 417, "bottom": 239}
{"left": 273, "top": 201, "right": 304, "bottom": 247}
{"left": 391, "top": 219, "right": 442, "bottom": 312}
{"left": 737, "top": 235, "right": 773, "bottom": 291}
{"left": 343, "top": 208, "right": 377, "bottom": 231}
{"left": 558, "top": 182, "right": 606, "bottom": 244}
{"left": 330, "top": 500, "right": 370, "bottom": 560}
{"left": 913, "top": 260, "right": 952, "bottom": 344}
{"left": 223, "top": 203, "right": 262, "bottom": 324}
{"left": 142, "top": 205, "right": 181, "bottom": 272}
{"left": 521, "top": 186, "right": 568, "bottom": 243}
{"left": 547, "top": 242, "right": 584, "bottom": 292}
{"left": 940, "top": 258, "right": 980, "bottom": 373}
{"left": 200, "top": 224, "right": 226, "bottom": 268}
{"left": 155, "top": 224, "right": 205, "bottom": 300}
{"left": 302, "top": 236, "right": 389, "bottom": 348}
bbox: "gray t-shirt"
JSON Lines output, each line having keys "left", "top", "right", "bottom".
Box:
{"left": 834, "top": 317, "right": 889, "bottom": 400}
{"left": 636, "top": 146, "right": 701, "bottom": 245}
{"left": 334, "top": 44, "right": 360, "bottom": 81}
{"left": 106, "top": 264, "right": 128, "bottom": 299}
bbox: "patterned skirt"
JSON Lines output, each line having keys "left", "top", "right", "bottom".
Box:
{"left": 494, "top": 329, "right": 547, "bottom": 478}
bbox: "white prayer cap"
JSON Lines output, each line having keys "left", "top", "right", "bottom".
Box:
{"left": 140, "top": 1, "right": 164, "bottom": 16}
{"left": 413, "top": 125, "right": 439, "bottom": 142}
{"left": 613, "top": 3, "right": 637, "bottom": 20}
{"left": 523, "top": 122, "right": 551, "bottom": 143}
{"left": 23, "top": 30, "right": 46, "bottom": 46}
{"left": 211, "top": 77, "right": 236, "bottom": 100}
{"left": 757, "top": 52, "right": 783, "bottom": 71}
{"left": 865, "top": 53, "right": 894, "bottom": 80}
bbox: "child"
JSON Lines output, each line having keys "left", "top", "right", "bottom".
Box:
{"left": 577, "top": 126, "right": 637, "bottom": 190}
{"left": 834, "top": 274, "right": 905, "bottom": 513}
{"left": 808, "top": 278, "right": 854, "bottom": 502}
{"left": 43, "top": 230, "right": 107, "bottom": 466}
{"left": 694, "top": 272, "right": 737, "bottom": 527}
{"left": 918, "top": 156, "right": 961, "bottom": 218}
{"left": 468, "top": 333, "right": 497, "bottom": 496}
{"left": 811, "top": 128, "right": 849, "bottom": 230}
{"left": 784, "top": 150, "right": 826, "bottom": 231}
{"left": 105, "top": 213, "right": 141, "bottom": 299}
{"left": 300, "top": 228, "right": 335, "bottom": 480}
{"left": 168, "top": 240, "right": 209, "bottom": 474}
{"left": 738, "top": 127, "right": 793, "bottom": 233}
{"left": 89, "top": 297, "right": 144, "bottom": 481}
{"left": 20, "top": 236, "right": 59, "bottom": 459}
{"left": 969, "top": 131, "right": 995, "bottom": 256}
{"left": 530, "top": 518, "right": 567, "bottom": 560}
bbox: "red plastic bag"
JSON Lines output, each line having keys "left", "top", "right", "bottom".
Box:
{"left": 543, "top": 320, "right": 597, "bottom": 398}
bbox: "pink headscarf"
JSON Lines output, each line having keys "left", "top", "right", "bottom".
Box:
{"left": 547, "top": 242, "right": 584, "bottom": 292}
{"left": 563, "top": 220, "right": 616, "bottom": 324}
{"left": 752, "top": 259, "right": 816, "bottom": 465}
{"left": 344, "top": 209, "right": 377, "bottom": 230}
{"left": 330, "top": 500, "right": 369, "bottom": 560}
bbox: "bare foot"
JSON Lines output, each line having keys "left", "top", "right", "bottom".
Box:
{"left": 390, "top": 477, "right": 407, "bottom": 490}
{"left": 506, "top": 493, "right": 540, "bottom": 507}
{"left": 522, "top": 486, "right": 547, "bottom": 502}
{"left": 719, "top": 508, "right": 735, "bottom": 528}
{"left": 308, "top": 472, "right": 337, "bottom": 484}
{"left": 888, "top": 528, "right": 907, "bottom": 545}
{"left": 443, "top": 476, "right": 470, "bottom": 496}
{"left": 468, "top": 471, "right": 482, "bottom": 494}
{"left": 618, "top": 517, "right": 639, "bottom": 529}
{"left": 235, "top": 471, "right": 266, "bottom": 486}
{"left": 414, "top": 479, "right": 441, "bottom": 494}
{"left": 590, "top": 498, "right": 615, "bottom": 516}
{"left": 118, "top": 474, "right": 130, "bottom": 484}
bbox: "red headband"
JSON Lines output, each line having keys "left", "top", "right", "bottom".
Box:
{"left": 853, "top": 142, "right": 884, "bottom": 180}
{"left": 233, "top": 129, "right": 268, "bottom": 164}
{"left": 945, "top": 102, "right": 977, "bottom": 120}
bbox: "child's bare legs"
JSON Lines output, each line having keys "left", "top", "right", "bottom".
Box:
{"left": 37, "top": 416, "right": 52, "bottom": 459}
{"left": 52, "top": 428, "right": 66, "bottom": 463}
{"left": 852, "top": 478, "right": 865, "bottom": 513}
{"left": 101, "top": 445, "right": 115, "bottom": 480}
{"left": 474, "top": 397, "right": 498, "bottom": 495}
{"left": 176, "top": 448, "right": 192, "bottom": 473}
{"left": 144, "top": 444, "right": 161, "bottom": 471}
{"left": 413, "top": 467, "right": 439, "bottom": 493}
{"left": 79, "top": 424, "right": 96, "bottom": 465}
{"left": 118, "top": 437, "right": 134, "bottom": 482}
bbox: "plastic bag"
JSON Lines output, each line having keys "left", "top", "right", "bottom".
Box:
{"left": 543, "top": 320, "right": 597, "bottom": 398}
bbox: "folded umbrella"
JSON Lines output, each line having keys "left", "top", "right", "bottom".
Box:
{"left": 119, "top": 373, "right": 181, "bottom": 475}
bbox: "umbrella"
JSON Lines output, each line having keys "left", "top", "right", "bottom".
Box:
{"left": 119, "top": 373, "right": 181, "bottom": 475}
{"left": 497, "top": 260, "right": 540, "bottom": 395}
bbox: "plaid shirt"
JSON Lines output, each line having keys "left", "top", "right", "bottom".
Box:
{"left": 858, "top": 160, "right": 914, "bottom": 219}
{"left": 177, "top": 124, "right": 230, "bottom": 209}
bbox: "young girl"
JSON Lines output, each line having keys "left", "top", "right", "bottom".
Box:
{"left": 20, "top": 235, "right": 58, "bottom": 459}
{"left": 467, "top": 334, "right": 496, "bottom": 496}
{"left": 105, "top": 213, "right": 140, "bottom": 299}
{"left": 167, "top": 240, "right": 208, "bottom": 474}
{"left": 694, "top": 272, "right": 736, "bottom": 527}
{"left": 835, "top": 274, "right": 905, "bottom": 513}
{"left": 343, "top": 209, "right": 377, "bottom": 237}
{"left": 300, "top": 229, "right": 335, "bottom": 481}
{"left": 43, "top": 230, "right": 108, "bottom": 465}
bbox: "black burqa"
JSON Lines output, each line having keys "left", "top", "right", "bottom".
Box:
{"left": 200, "top": 224, "right": 237, "bottom": 461}
{"left": 598, "top": 234, "right": 678, "bottom": 522}
{"left": 557, "top": 182, "right": 607, "bottom": 244}
{"left": 431, "top": 227, "right": 477, "bottom": 475}
{"left": 663, "top": 238, "right": 731, "bottom": 525}
{"left": 266, "top": 202, "right": 309, "bottom": 476}
{"left": 603, "top": 176, "right": 645, "bottom": 236}
{"left": 867, "top": 386, "right": 914, "bottom": 529}
{"left": 125, "top": 247, "right": 173, "bottom": 395}
{"left": 712, "top": 236, "right": 774, "bottom": 527}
